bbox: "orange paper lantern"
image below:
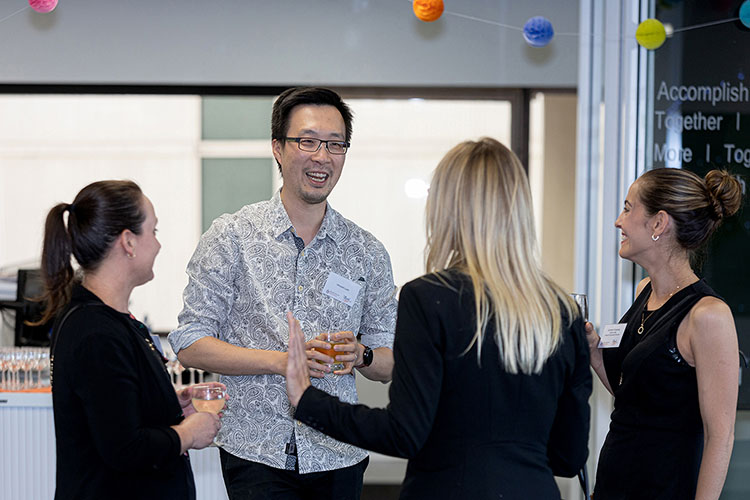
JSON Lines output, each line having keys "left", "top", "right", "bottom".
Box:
{"left": 413, "top": 0, "right": 444, "bottom": 23}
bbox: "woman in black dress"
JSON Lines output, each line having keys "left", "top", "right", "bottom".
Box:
{"left": 588, "top": 168, "right": 742, "bottom": 499}
{"left": 37, "top": 180, "right": 222, "bottom": 500}
{"left": 284, "top": 138, "right": 592, "bottom": 499}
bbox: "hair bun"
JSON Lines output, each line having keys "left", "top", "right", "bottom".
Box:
{"left": 705, "top": 170, "right": 743, "bottom": 219}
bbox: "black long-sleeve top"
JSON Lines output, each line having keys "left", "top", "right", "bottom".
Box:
{"left": 296, "top": 271, "right": 592, "bottom": 499}
{"left": 51, "top": 285, "right": 194, "bottom": 500}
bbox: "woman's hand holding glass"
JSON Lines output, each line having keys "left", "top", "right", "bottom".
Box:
{"left": 584, "top": 321, "right": 604, "bottom": 364}
{"left": 172, "top": 383, "right": 227, "bottom": 451}
{"left": 174, "top": 411, "right": 222, "bottom": 452}
{"left": 571, "top": 293, "right": 602, "bottom": 365}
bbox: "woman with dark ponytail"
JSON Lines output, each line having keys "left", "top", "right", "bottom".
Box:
{"left": 587, "top": 168, "right": 743, "bottom": 499}
{"left": 43, "top": 180, "right": 222, "bottom": 500}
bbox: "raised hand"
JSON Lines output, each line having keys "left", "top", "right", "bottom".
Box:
{"left": 286, "top": 312, "right": 312, "bottom": 407}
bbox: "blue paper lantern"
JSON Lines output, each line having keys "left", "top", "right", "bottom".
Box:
{"left": 740, "top": 0, "right": 750, "bottom": 29}
{"left": 523, "top": 16, "right": 554, "bottom": 47}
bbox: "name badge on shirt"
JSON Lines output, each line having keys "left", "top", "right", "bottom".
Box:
{"left": 322, "top": 272, "right": 362, "bottom": 306}
{"left": 598, "top": 323, "right": 627, "bottom": 348}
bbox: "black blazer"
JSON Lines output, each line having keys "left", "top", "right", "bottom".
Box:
{"left": 296, "top": 271, "right": 591, "bottom": 500}
{"left": 51, "top": 285, "right": 195, "bottom": 500}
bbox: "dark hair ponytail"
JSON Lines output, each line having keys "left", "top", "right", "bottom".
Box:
{"left": 35, "top": 180, "right": 145, "bottom": 324}
{"left": 34, "top": 204, "right": 76, "bottom": 325}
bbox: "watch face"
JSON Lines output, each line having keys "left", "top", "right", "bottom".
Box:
{"left": 363, "top": 346, "right": 373, "bottom": 366}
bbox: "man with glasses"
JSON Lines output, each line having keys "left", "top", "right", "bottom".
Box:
{"left": 169, "top": 87, "right": 397, "bottom": 499}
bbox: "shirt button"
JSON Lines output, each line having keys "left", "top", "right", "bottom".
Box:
{"left": 298, "top": 285, "right": 303, "bottom": 292}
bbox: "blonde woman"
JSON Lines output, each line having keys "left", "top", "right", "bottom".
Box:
{"left": 285, "top": 138, "right": 592, "bottom": 499}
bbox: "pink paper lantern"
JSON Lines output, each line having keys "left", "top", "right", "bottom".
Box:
{"left": 29, "top": 0, "right": 58, "bottom": 14}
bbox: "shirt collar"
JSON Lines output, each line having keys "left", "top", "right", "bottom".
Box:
{"left": 71, "top": 282, "right": 104, "bottom": 304}
{"left": 269, "top": 190, "right": 294, "bottom": 239}
{"left": 269, "top": 189, "right": 347, "bottom": 247}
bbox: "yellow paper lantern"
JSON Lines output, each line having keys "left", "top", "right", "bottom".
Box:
{"left": 413, "top": 0, "right": 444, "bottom": 23}
{"left": 636, "top": 18, "right": 666, "bottom": 50}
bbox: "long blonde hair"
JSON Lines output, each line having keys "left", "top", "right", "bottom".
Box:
{"left": 425, "top": 138, "right": 577, "bottom": 374}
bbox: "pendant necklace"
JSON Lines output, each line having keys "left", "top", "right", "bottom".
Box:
{"left": 636, "top": 282, "right": 686, "bottom": 335}
{"left": 637, "top": 308, "right": 657, "bottom": 335}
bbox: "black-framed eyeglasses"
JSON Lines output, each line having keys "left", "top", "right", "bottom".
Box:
{"left": 285, "top": 137, "right": 350, "bottom": 155}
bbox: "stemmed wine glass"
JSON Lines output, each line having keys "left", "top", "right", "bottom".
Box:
{"left": 8, "top": 349, "right": 22, "bottom": 390}
{"left": 191, "top": 384, "right": 227, "bottom": 414}
{"left": 570, "top": 293, "right": 589, "bottom": 322}
{"left": 32, "top": 348, "right": 50, "bottom": 388}
{"left": 0, "top": 348, "right": 9, "bottom": 389}
{"left": 20, "top": 349, "right": 35, "bottom": 389}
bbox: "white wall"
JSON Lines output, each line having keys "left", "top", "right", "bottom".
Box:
{"left": 332, "top": 98, "right": 512, "bottom": 288}
{"left": 0, "top": 95, "right": 202, "bottom": 332}
{"left": 0, "top": 95, "right": 511, "bottom": 336}
{"left": 0, "top": 0, "right": 578, "bottom": 88}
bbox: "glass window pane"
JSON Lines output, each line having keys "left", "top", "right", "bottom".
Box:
{"left": 329, "top": 98, "right": 512, "bottom": 288}
{"left": 202, "top": 97, "right": 273, "bottom": 140}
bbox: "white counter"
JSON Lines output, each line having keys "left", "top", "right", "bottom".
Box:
{"left": 0, "top": 392, "right": 405, "bottom": 500}
{"left": 0, "top": 392, "right": 57, "bottom": 500}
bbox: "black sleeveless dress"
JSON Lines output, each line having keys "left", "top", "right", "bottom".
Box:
{"left": 593, "top": 280, "right": 719, "bottom": 500}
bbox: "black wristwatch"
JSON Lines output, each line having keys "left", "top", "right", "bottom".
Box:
{"left": 355, "top": 345, "right": 373, "bottom": 368}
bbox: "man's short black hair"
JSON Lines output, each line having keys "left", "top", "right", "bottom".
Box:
{"left": 271, "top": 87, "right": 354, "bottom": 174}
{"left": 271, "top": 86, "right": 353, "bottom": 145}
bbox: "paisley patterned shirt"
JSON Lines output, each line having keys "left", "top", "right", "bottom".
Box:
{"left": 169, "top": 191, "right": 397, "bottom": 473}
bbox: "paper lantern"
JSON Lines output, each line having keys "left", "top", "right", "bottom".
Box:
{"left": 29, "top": 0, "right": 58, "bottom": 13}
{"left": 636, "top": 18, "right": 666, "bottom": 50}
{"left": 523, "top": 16, "right": 554, "bottom": 47}
{"left": 413, "top": 0, "right": 444, "bottom": 23}
{"left": 740, "top": 0, "right": 750, "bottom": 29}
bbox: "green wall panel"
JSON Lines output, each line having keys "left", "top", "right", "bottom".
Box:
{"left": 202, "top": 158, "right": 275, "bottom": 232}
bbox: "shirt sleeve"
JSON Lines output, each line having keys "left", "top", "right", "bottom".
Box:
{"left": 168, "top": 216, "right": 239, "bottom": 353}
{"left": 71, "top": 315, "right": 183, "bottom": 472}
{"left": 546, "top": 316, "right": 592, "bottom": 477}
{"left": 357, "top": 239, "right": 398, "bottom": 350}
{"left": 295, "top": 281, "right": 441, "bottom": 458}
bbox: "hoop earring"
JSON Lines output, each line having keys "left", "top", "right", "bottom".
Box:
{"left": 651, "top": 234, "right": 659, "bottom": 241}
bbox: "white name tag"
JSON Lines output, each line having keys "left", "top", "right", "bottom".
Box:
{"left": 598, "top": 323, "right": 627, "bottom": 348}
{"left": 322, "top": 272, "right": 361, "bottom": 306}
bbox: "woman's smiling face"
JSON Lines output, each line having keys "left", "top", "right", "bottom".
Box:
{"left": 615, "top": 181, "right": 655, "bottom": 263}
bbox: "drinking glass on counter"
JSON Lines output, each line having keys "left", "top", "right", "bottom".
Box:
{"left": 34, "top": 350, "right": 50, "bottom": 388}
{"left": 0, "top": 348, "right": 10, "bottom": 389}
{"left": 0, "top": 347, "right": 51, "bottom": 390}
